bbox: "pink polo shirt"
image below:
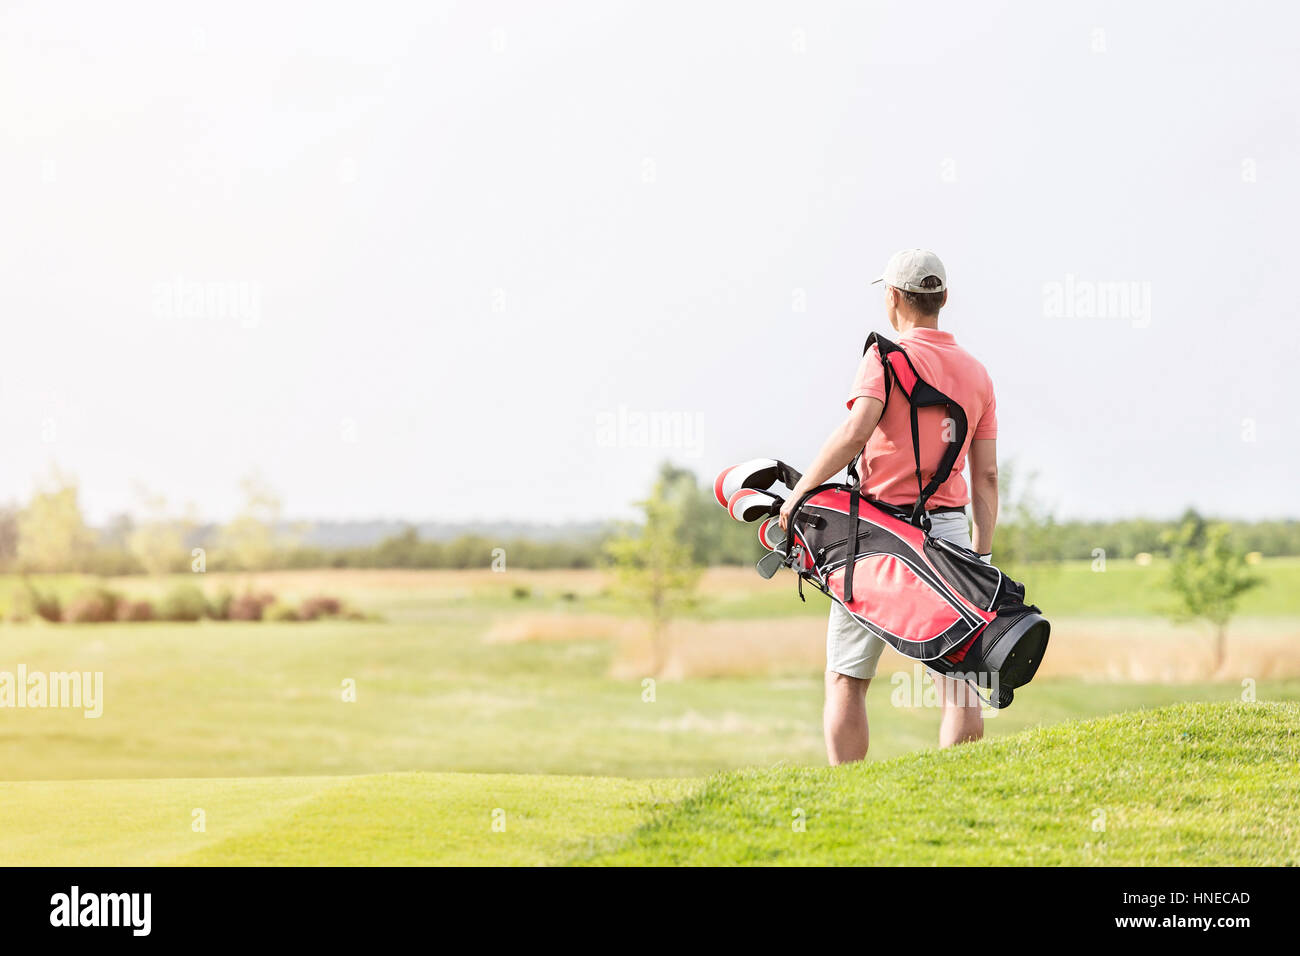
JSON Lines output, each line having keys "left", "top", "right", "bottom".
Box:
{"left": 846, "top": 327, "right": 997, "bottom": 510}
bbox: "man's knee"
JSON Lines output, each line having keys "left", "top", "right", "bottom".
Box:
{"left": 934, "top": 675, "right": 983, "bottom": 710}
{"left": 825, "top": 670, "right": 870, "bottom": 697}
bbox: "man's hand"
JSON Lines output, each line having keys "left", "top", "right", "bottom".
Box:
{"left": 778, "top": 483, "right": 807, "bottom": 532}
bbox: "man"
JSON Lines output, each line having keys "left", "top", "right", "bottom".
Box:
{"left": 778, "top": 249, "right": 999, "bottom": 765}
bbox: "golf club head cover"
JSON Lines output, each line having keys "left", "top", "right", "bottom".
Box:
{"left": 726, "top": 487, "right": 782, "bottom": 523}
{"left": 714, "top": 458, "right": 803, "bottom": 507}
{"left": 757, "top": 516, "right": 785, "bottom": 551}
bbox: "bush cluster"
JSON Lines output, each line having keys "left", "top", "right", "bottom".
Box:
{"left": 8, "top": 584, "right": 360, "bottom": 624}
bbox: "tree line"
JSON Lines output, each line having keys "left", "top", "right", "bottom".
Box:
{"left": 3, "top": 465, "right": 1298, "bottom": 574}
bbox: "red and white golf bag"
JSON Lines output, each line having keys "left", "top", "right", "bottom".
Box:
{"left": 715, "top": 333, "right": 1050, "bottom": 708}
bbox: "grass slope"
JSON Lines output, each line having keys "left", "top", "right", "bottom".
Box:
{"left": 578, "top": 702, "right": 1300, "bottom": 866}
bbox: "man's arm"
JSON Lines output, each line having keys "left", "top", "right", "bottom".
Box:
{"left": 778, "top": 397, "right": 884, "bottom": 530}
{"left": 968, "top": 438, "right": 998, "bottom": 557}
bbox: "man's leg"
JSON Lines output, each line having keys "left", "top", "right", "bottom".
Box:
{"left": 824, "top": 671, "right": 870, "bottom": 765}
{"left": 824, "top": 603, "right": 886, "bottom": 765}
{"left": 934, "top": 673, "right": 983, "bottom": 747}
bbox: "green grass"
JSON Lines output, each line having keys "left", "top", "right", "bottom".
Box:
{"left": 3, "top": 702, "right": 1291, "bottom": 865}
{"left": 0, "top": 773, "right": 694, "bottom": 866}
{"left": 578, "top": 701, "right": 1300, "bottom": 866}
{"left": 1003, "top": 557, "right": 1300, "bottom": 618}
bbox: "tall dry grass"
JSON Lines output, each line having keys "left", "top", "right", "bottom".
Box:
{"left": 487, "top": 610, "right": 1300, "bottom": 682}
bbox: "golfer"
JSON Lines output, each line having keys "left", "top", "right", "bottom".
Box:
{"left": 778, "top": 249, "right": 999, "bottom": 765}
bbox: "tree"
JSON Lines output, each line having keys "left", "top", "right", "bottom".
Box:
{"left": 1163, "top": 518, "right": 1262, "bottom": 673}
{"left": 16, "top": 470, "right": 94, "bottom": 572}
{"left": 992, "top": 462, "right": 1061, "bottom": 589}
{"left": 668, "top": 463, "right": 764, "bottom": 566}
{"left": 605, "top": 464, "right": 702, "bottom": 675}
{"left": 217, "top": 475, "right": 284, "bottom": 572}
{"left": 0, "top": 505, "right": 19, "bottom": 570}
{"left": 127, "top": 484, "right": 197, "bottom": 577}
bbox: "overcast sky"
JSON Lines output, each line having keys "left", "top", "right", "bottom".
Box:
{"left": 2, "top": 0, "right": 1297, "bottom": 525}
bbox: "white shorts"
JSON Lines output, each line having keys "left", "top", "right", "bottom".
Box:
{"left": 826, "top": 510, "right": 973, "bottom": 680}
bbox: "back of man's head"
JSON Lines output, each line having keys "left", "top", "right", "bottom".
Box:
{"left": 873, "top": 249, "right": 948, "bottom": 318}
{"left": 899, "top": 274, "right": 946, "bottom": 317}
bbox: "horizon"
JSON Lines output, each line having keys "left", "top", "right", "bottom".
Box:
{"left": 16, "top": 460, "right": 1300, "bottom": 532}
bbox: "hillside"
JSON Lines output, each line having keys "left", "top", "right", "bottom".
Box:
{"left": 578, "top": 701, "right": 1300, "bottom": 865}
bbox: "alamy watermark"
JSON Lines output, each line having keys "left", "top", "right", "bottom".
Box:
{"left": 152, "top": 276, "right": 262, "bottom": 329}
{"left": 50, "top": 886, "right": 150, "bottom": 936}
{"left": 889, "top": 663, "right": 1000, "bottom": 716}
{"left": 595, "top": 405, "right": 703, "bottom": 458}
{"left": 0, "top": 665, "right": 103, "bottom": 718}
{"left": 1042, "top": 274, "right": 1151, "bottom": 328}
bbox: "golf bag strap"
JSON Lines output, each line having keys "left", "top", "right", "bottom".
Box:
{"left": 907, "top": 401, "right": 927, "bottom": 528}
{"left": 862, "top": 331, "right": 969, "bottom": 528}
{"left": 843, "top": 484, "right": 861, "bottom": 602}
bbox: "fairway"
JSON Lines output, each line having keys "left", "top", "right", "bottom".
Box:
{"left": 0, "top": 773, "right": 694, "bottom": 867}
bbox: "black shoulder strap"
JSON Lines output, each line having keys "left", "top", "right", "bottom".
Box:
{"left": 857, "top": 331, "right": 969, "bottom": 529}
{"left": 841, "top": 330, "right": 970, "bottom": 603}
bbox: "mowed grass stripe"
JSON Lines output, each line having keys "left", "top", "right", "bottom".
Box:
{"left": 0, "top": 776, "right": 343, "bottom": 866}
{"left": 1, "top": 773, "right": 698, "bottom": 866}
{"left": 173, "top": 773, "right": 696, "bottom": 866}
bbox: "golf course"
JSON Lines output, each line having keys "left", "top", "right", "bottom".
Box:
{"left": 2, "top": 561, "right": 1298, "bottom": 866}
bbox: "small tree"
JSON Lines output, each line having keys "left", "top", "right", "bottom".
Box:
{"left": 218, "top": 475, "right": 284, "bottom": 573}
{"left": 992, "top": 463, "right": 1060, "bottom": 590}
{"left": 128, "top": 484, "right": 197, "bottom": 577}
{"left": 605, "top": 465, "right": 702, "bottom": 675}
{"left": 1164, "top": 518, "right": 1262, "bottom": 673}
{"left": 16, "top": 470, "right": 94, "bottom": 572}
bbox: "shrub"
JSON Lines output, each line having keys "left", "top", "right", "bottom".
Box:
{"left": 64, "top": 588, "right": 121, "bottom": 623}
{"left": 116, "top": 599, "right": 156, "bottom": 622}
{"left": 157, "top": 583, "right": 208, "bottom": 622}
{"left": 22, "top": 586, "right": 63, "bottom": 623}
{"left": 264, "top": 601, "right": 299, "bottom": 622}
{"left": 299, "top": 595, "right": 342, "bottom": 620}
{"left": 511, "top": 586, "right": 531, "bottom": 600}
{"left": 207, "top": 588, "right": 234, "bottom": 621}
{"left": 229, "top": 592, "right": 276, "bottom": 621}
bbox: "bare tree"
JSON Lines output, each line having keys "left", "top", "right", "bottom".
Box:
{"left": 1164, "top": 518, "right": 1262, "bottom": 673}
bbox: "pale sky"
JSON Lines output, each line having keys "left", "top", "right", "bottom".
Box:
{"left": 2, "top": 1, "right": 1297, "bottom": 525}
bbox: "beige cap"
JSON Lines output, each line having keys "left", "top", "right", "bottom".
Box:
{"left": 871, "top": 249, "right": 947, "bottom": 293}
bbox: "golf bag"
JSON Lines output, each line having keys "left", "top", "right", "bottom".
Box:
{"left": 714, "top": 334, "right": 1050, "bottom": 708}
